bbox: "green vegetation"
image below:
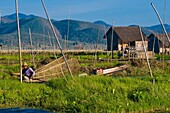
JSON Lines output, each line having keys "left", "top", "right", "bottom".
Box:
{"left": 0, "top": 14, "right": 107, "bottom": 49}
{"left": 0, "top": 52, "right": 170, "bottom": 112}
{"left": 155, "top": 54, "right": 170, "bottom": 60}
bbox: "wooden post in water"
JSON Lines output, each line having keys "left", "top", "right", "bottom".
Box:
{"left": 48, "top": 32, "right": 52, "bottom": 50}
{"left": 128, "top": 42, "right": 130, "bottom": 61}
{"left": 29, "top": 28, "right": 36, "bottom": 68}
{"left": 151, "top": 2, "right": 170, "bottom": 70}
{"left": 152, "top": 36, "right": 156, "bottom": 60}
{"left": 104, "top": 26, "right": 109, "bottom": 61}
{"left": 111, "top": 26, "right": 114, "bottom": 59}
{"left": 122, "top": 42, "right": 124, "bottom": 59}
{"left": 15, "top": 0, "right": 22, "bottom": 83}
{"left": 41, "top": 0, "right": 73, "bottom": 78}
{"left": 94, "top": 28, "right": 100, "bottom": 66}
{"left": 151, "top": 3, "right": 170, "bottom": 44}
{"left": 139, "top": 26, "right": 154, "bottom": 83}
{"left": 0, "top": 11, "right": 1, "bottom": 27}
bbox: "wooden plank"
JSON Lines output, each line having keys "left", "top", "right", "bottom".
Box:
{"left": 24, "top": 79, "right": 46, "bottom": 83}
{"left": 102, "top": 65, "right": 128, "bottom": 75}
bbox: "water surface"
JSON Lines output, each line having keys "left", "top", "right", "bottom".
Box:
{"left": 0, "top": 108, "right": 51, "bottom": 113}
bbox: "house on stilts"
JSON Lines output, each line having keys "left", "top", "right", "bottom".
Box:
{"left": 103, "top": 26, "right": 154, "bottom": 58}
{"left": 148, "top": 33, "right": 170, "bottom": 54}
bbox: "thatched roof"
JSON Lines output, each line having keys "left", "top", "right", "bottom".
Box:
{"left": 148, "top": 33, "right": 170, "bottom": 47}
{"left": 103, "top": 26, "right": 147, "bottom": 43}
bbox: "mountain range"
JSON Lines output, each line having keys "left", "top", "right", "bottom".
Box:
{"left": 0, "top": 13, "right": 170, "bottom": 49}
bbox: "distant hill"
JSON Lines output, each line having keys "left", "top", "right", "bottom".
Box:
{"left": 0, "top": 13, "right": 108, "bottom": 49}
{"left": 0, "top": 13, "right": 170, "bottom": 49}
{"left": 94, "top": 20, "right": 111, "bottom": 28}
{"left": 128, "top": 24, "right": 170, "bottom": 36}
{"left": 0, "top": 16, "right": 62, "bottom": 49}
{"left": 0, "top": 17, "right": 61, "bottom": 36}
{"left": 3, "top": 13, "right": 37, "bottom": 21}
{"left": 141, "top": 27, "right": 154, "bottom": 36}
{"left": 1, "top": 17, "right": 14, "bottom": 24}
{"left": 52, "top": 19, "right": 107, "bottom": 44}
{"left": 145, "top": 24, "right": 170, "bottom": 33}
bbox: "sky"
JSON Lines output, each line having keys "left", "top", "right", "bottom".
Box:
{"left": 0, "top": 0, "right": 169, "bottom": 27}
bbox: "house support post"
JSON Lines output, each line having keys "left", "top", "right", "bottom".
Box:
{"left": 122, "top": 42, "right": 124, "bottom": 59}
{"left": 128, "top": 42, "right": 130, "bottom": 61}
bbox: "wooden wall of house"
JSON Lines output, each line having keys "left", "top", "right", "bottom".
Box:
{"left": 107, "top": 31, "right": 118, "bottom": 51}
{"left": 136, "top": 51, "right": 154, "bottom": 59}
{"left": 148, "top": 35, "right": 160, "bottom": 53}
{"left": 118, "top": 43, "right": 128, "bottom": 51}
{"left": 135, "top": 41, "right": 148, "bottom": 51}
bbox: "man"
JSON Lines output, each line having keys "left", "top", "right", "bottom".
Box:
{"left": 22, "top": 62, "right": 35, "bottom": 81}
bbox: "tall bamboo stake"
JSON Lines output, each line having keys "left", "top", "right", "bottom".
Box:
{"left": 111, "top": 26, "right": 114, "bottom": 59}
{"left": 128, "top": 42, "right": 130, "bottom": 61}
{"left": 163, "top": 0, "right": 166, "bottom": 69}
{"left": 66, "top": 2, "right": 71, "bottom": 50}
{"left": 152, "top": 35, "right": 156, "bottom": 60}
{"left": 48, "top": 32, "right": 52, "bottom": 50}
{"left": 139, "top": 26, "right": 154, "bottom": 81}
{"left": 29, "top": 28, "right": 36, "bottom": 68}
{"left": 151, "top": 3, "right": 170, "bottom": 44}
{"left": 0, "top": 11, "right": 1, "bottom": 27}
{"left": 94, "top": 28, "right": 100, "bottom": 66}
{"left": 15, "top": 0, "right": 22, "bottom": 83}
{"left": 163, "top": 0, "right": 166, "bottom": 23}
{"left": 104, "top": 26, "right": 109, "bottom": 61}
{"left": 41, "top": 0, "right": 73, "bottom": 78}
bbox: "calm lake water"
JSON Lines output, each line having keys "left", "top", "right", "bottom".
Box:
{"left": 0, "top": 108, "right": 51, "bottom": 113}
{"left": 0, "top": 108, "right": 169, "bottom": 113}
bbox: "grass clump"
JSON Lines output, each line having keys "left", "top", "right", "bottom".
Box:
{"left": 1, "top": 75, "right": 169, "bottom": 112}
{"left": 0, "top": 52, "right": 170, "bottom": 112}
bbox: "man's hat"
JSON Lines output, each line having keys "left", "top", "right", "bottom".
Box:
{"left": 23, "top": 62, "right": 28, "bottom": 66}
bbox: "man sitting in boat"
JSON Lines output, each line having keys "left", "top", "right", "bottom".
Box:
{"left": 22, "top": 62, "right": 35, "bottom": 81}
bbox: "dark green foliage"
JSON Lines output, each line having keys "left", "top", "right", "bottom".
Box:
{"left": 155, "top": 54, "right": 170, "bottom": 60}
{"left": 0, "top": 52, "right": 170, "bottom": 112}
{"left": 0, "top": 16, "right": 107, "bottom": 49}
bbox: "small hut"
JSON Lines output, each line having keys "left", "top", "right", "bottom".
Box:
{"left": 103, "top": 26, "right": 148, "bottom": 51}
{"left": 148, "top": 33, "right": 170, "bottom": 54}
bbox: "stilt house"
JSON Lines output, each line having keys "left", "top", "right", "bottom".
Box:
{"left": 148, "top": 33, "right": 170, "bottom": 53}
{"left": 103, "top": 26, "right": 148, "bottom": 51}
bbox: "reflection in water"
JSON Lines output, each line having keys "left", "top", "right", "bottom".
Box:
{"left": 0, "top": 108, "right": 51, "bottom": 113}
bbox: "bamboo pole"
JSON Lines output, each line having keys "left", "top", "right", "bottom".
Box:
{"left": 152, "top": 36, "right": 156, "bottom": 53}
{"left": 66, "top": 2, "right": 71, "bottom": 50}
{"left": 94, "top": 28, "right": 100, "bottom": 66}
{"left": 51, "top": 36, "right": 67, "bottom": 81}
{"left": 128, "top": 42, "right": 130, "bottom": 61}
{"left": 139, "top": 26, "right": 154, "bottom": 81}
{"left": 104, "top": 26, "right": 109, "bottom": 61}
{"left": 163, "top": 0, "right": 166, "bottom": 69}
{"left": 163, "top": 0, "right": 166, "bottom": 23}
{"left": 111, "top": 26, "right": 114, "bottom": 59}
{"left": 41, "top": 0, "right": 73, "bottom": 78}
{"left": 15, "top": 0, "right": 22, "bottom": 83}
{"left": 48, "top": 32, "right": 52, "bottom": 50}
{"left": 29, "top": 28, "right": 36, "bottom": 68}
{"left": 0, "top": 11, "right": 1, "bottom": 27}
{"left": 42, "top": 29, "right": 46, "bottom": 59}
{"left": 64, "top": 35, "right": 67, "bottom": 50}
{"left": 152, "top": 36, "right": 156, "bottom": 60}
{"left": 151, "top": 3, "right": 170, "bottom": 44}
{"left": 122, "top": 42, "right": 124, "bottom": 59}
